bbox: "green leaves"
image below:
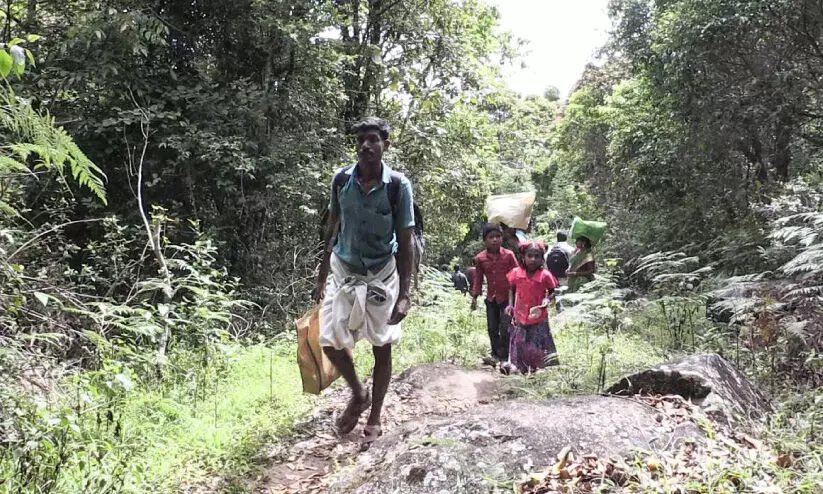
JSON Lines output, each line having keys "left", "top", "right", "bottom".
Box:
{"left": 0, "top": 43, "right": 35, "bottom": 79}
{"left": 0, "top": 50, "right": 13, "bottom": 78}
{"left": 0, "top": 95, "right": 107, "bottom": 208}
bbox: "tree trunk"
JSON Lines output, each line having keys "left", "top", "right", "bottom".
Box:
{"left": 341, "top": 0, "right": 385, "bottom": 125}
{"left": 25, "top": 0, "right": 36, "bottom": 30}
{"left": 772, "top": 116, "right": 792, "bottom": 182}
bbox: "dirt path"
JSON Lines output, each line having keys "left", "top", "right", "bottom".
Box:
{"left": 256, "top": 363, "right": 504, "bottom": 493}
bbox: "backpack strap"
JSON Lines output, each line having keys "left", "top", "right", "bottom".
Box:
{"left": 332, "top": 165, "right": 355, "bottom": 198}
{"left": 387, "top": 171, "right": 402, "bottom": 219}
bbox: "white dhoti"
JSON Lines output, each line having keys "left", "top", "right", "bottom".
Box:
{"left": 319, "top": 253, "right": 402, "bottom": 350}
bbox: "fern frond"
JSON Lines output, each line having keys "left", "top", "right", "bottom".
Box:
{"left": 709, "top": 273, "right": 771, "bottom": 300}
{"left": 780, "top": 245, "right": 823, "bottom": 277}
{"left": 0, "top": 92, "right": 107, "bottom": 207}
{"left": 775, "top": 212, "right": 823, "bottom": 228}
{"left": 0, "top": 200, "right": 19, "bottom": 216}
{"left": 771, "top": 225, "right": 819, "bottom": 247}
{"left": 783, "top": 284, "right": 823, "bottom": 300}
{"left": 782, "top": 320, "right": 811, "bottom": 341}
{"left": 0, "top": 154, "right": 31, "bottom": 175}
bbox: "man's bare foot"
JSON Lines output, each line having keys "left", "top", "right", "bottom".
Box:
{"left": 335, "top": 388, "right": 371, "bottom": 434}
{"left": 359, "top": 424, "right": 383, "bottom": 451}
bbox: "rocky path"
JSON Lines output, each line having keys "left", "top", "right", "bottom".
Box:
{"left": 256, "top": 363, "right": 505, "bottom": 493}
{"left": 248, "top": 353, "right": 775, "bottom": 493}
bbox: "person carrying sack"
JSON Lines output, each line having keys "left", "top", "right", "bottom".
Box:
{"left": 566, "top": 217, "right": 607, "bottom": 293}
{"left": 545, "top": 231, "right": 574, "bottom": 282}
{"left": 313, "top": 117, "right": 415, "bottom": 447}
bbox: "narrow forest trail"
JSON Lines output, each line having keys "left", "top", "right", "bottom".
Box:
{"left": 246, "top": 302, "right": 578, "bottom": 494}
{"left": 255, "top": 363, "right": 505, "bottom": 493}
{"left": 252, "top": 306, "right": 578, "bottom": 493}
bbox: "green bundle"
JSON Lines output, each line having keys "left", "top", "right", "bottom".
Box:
{"left": 569, "top": 217, "right": 608, "bottom": 247}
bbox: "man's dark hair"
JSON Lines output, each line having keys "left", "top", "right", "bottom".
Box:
{"left": 578, "top": 236, "right": 592, "bottom": 249}
{"left": 351, "top": 117, "right": 390, "bottom": 141}
{"left": 453, "top": 265, "right": 460, "bottom": 272}
{"left": 556, "top": 231, "right": 568, "bottom": 242}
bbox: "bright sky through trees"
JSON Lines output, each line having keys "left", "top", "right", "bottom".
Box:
{"left": 492, "top": 0, "right": 611, "bottom": 99}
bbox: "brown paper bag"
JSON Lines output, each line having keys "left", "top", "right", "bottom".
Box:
{"left": 295, "top": 304, "right": 345, "bottom": 394}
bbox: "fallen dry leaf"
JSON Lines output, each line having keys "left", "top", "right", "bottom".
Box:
{"left": 646, "top": 457, "right": 662, "bottom": 472}
{"left": 741, "top": 434, "right": 766, "bottom": 451}
{"left": 556, "top": 445, "right": 573, "bottom": 465}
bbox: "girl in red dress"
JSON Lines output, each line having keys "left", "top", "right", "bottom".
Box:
{"left": 504, "top": 241, "right": 559, "bottom": 374}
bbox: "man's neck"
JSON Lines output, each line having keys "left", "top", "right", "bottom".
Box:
{"left": 486, "top": 248, "right": 501, "bottom": 256}
{"left": 357, "top": 160, "right": 382, "bottom": 181}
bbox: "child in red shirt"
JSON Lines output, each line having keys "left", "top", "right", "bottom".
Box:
{"left": 504, "top": 241, "right": 559, "bottom": 374}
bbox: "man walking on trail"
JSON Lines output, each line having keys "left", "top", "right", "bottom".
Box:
{"left": 546, "top": 231, "right": 574, "bottom": 283}
{"left": 545, "top": 231, "right": 575, "bottom": 312}
{"left": 452, "top": 265, "right": 469, "bottom": 294}
{"left": 313, "top": 117, "right": 414, "bottom": 445}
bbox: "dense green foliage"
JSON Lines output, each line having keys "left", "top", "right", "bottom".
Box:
{"left": 14, "top": 0, "right": 553, "bottom": 306}
{"left": 532, "top": 0, "right": 823, "bottom": 384}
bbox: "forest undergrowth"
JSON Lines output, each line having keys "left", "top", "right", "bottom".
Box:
{"left": 2, "top": 0, "right": 823, "bottom": 492}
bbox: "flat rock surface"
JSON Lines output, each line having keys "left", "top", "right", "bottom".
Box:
{"left": 329, "top": 396, "right": 702, "bottom": 494}
{"left": 256, "top": 357, "right": 765, "bottom": 493}
{"left": 259, "top": 363, "right": 506, "bottom": 493}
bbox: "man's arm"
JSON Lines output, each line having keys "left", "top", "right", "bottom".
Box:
{"left": 396, "top": 229, "right": 413, "bottom": 299}
{"left": 471, "top": 258, "right": 484, "bottom": 299}
{"left": 313, "top": 209, "right": 339, "bottom": 302}
{"left": 389, "top": 227, "right": 413, "bottom": 324}
{"left": 314, "top": 175, "right": 341, "bottom": 302}
{"left": 470, "top": 257, "right": 484, "bottom": 311}
{"left": 389, "top": 176, "right": 415, "bottom": 324}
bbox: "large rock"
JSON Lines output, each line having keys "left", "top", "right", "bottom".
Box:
{"left": 605, "top": 353, "right": 772, "bottom": 424}
{"left": 330, "top": 396, "right": 702, "bottom": 493}
{"left": 395, "top": 363, "right": 503, "bottom": 406}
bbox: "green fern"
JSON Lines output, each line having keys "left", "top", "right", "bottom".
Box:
{"left": 774, "top": 213, "right": 823, "bottom": 295}
{"left": 0, "top": 88, "right": 107, "bottom": 206}
{"left": 629, "top": 250, "right": 713, "bottom": 293}
{"left": 0, "top": 154, "right": 31, "bottom": 175}
{"left": 709, "top": 205, "right": 823, "bottom": 376}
